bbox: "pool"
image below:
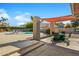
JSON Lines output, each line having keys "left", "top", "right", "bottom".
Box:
{"left": 24, "top": 32, "right": 33, "bottom": 34}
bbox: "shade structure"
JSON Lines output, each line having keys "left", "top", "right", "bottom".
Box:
{"left": 42, "top": 15, "right": 79, "bottom": 23}
{"left": 42, "top": 3, "right": 79, "bottom": 23}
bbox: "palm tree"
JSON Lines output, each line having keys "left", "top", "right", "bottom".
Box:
{"left": 1, "top": 17, "right": 8, "bottom": 22}
{"left": 0, "top": 17, "right": 8, "bottom": 27}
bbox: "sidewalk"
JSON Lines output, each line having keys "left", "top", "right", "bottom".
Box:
{"left": 41, "top": 36, "right": 79, "bottom": 52}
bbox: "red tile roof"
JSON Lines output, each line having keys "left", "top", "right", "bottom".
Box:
{"left": 42, "top": 15, "right": 78, "bottom": 22}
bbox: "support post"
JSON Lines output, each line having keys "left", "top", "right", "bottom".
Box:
{"left": 32, "top": 16, "right": 40, "bottom": 41}
{"left": 50, "top": 22, "right": 54, "bottom": 35}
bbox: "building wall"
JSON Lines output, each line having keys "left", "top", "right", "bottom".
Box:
{"left": 52, "top": 28, "right": 74, "bottom": 33}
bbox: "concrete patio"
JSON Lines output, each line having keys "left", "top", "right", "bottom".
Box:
{"left": 0, "top": 32, "right": 79, "bottom": 56}
{"left": 24, "top": 36, "right": 79, "bottom": 56}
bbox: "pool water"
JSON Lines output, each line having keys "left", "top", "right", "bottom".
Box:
{"left": 24, "top": 32, "right": 33, "bottom": 34}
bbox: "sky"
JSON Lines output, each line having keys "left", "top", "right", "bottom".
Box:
{"left": 0, "top": 3, "right": 71, "bottom": 26}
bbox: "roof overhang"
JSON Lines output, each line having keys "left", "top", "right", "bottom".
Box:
{"left": 42, "top": 15, "right": 78, "bottom": 23}
{"left": 42, "top": 3, "right": 79, "bottom": 23}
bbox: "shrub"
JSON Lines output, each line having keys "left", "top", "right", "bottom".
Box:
{"left": 45, "top": 29, "right": 50, "bottom": 34}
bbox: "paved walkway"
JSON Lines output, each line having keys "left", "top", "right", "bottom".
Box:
{"left": 25, "top": 36, "right": 79, "bottom": 56}
{"left": 25, "top": 44, "right": 79, "bottom": 56}
{"left": 0, "top": 32, "right": 47, "bottom": 45}
{"left": 56, "top": 38, "right": 79, "bottom": 51}
{"left": 0, "top": 32, "right": 33, "bottom": 45}
{"left": 41, "top": 36, "right": 79, "bottom": 52}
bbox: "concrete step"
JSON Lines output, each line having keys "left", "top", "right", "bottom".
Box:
{"left": 11, "top": 40, "right": 39, "bottom": 48}
{"left": 0, "top": 40, "right": 40, "bottom": 56}
{"left": 0, "top": 45, "right": 20, "bottom": 56}
{"left": 9, "top": 52, "right": 21, "bottom": 56}
{"left": 9, "top": 42, "right": 44, "bottom": 56}
{"left": 19, "top": 42, "right": 44, "bottom": 56}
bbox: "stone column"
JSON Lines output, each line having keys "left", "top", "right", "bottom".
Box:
{"left": 32, "top": 16, "right": 40, "bottom": 41}
{"left": 50, "top": 22, "right": 54, "bottom": 35}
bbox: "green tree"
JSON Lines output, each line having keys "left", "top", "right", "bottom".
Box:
{"left": 25, "top": 22, "right": 33, "bottom": 29}
{"left": 64, "top": 23, "right": 72, "bottom": 28}
{"left": 1, "top": 17, "right": 8, "bottom": 22}
{"left": 21, "top": 22, "right": 33, "bottom": 31}
{"left": 55, "top": 22, "right": 64, "bottom": 28}
{"left": 0, "top": 17, "right": 8, "bottom": 27}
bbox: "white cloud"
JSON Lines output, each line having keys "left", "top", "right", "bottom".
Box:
{"left": 25, "top": 12, "right": 31, "bottom": 17}
{"left": 15, "top": 15, "right": 31, "bottom": 22}
{"left": 0, "top": 9, "right": 10, "bottom": 19}
{"left": 14, "top": 12, "right": 32, "bottom": 25}
{"left": 0, "top": 9, "right": 32, "bottom": 26}
{"left": 17, "top": 22, "right": 25, "bottom": 25}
